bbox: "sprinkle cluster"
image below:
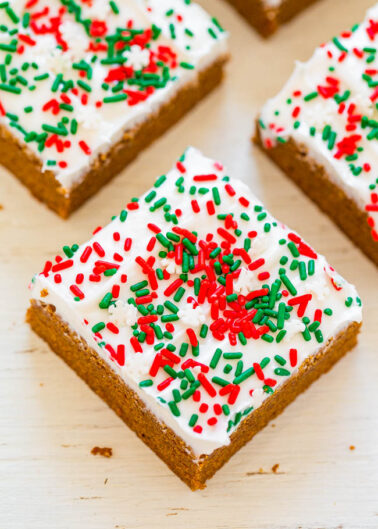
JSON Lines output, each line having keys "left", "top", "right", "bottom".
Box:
{"left": 32, "top": 148, "right": 362, "bottom": 447}
{"left": 0, "top": 0, "right": 225, "bottom": 184}
{"left": 259, "top": 7, "right": 378, "bottom": 242}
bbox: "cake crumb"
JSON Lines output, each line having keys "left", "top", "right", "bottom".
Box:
{"left": 40, "top": 288, "right": 49, "bottom": 298}
{"left": 91, "top": 446, "right": 113, "bottom": 458}
{"left": 271, "top": 463, "right": 280, "bottom": 473}
{"left": 349, "top": 445, "right": 355, "bottom": 451}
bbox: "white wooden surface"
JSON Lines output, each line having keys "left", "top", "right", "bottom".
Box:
{"left": 1, "top": 1, "right": 377, "bottom": 527}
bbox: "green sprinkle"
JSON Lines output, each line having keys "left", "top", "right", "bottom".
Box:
{"left": 179, "top": 343, "right": 189, "bottom": 357}
{"left": 139, "top": 379, "right": 153, "bottom": 387}
{"left": 77, "top": 79, "right": 91, "bottom": 92}
{"left": 189, "top": 414, "right": 198, "bottom": 427}
{"left": 233, "top": 367, "right": 255, "bottom": 385}
{"left": 222, "top": 404, "right": 230, "bottom": 416}
{"left": 42, "top": 124, "right": 68, "bottom": 136}
{"left": 200, "top": 324, "right": 208, "bottom": 338}
{"left": 280, "top": 273, "right": 297, "bottom": 295}
{"left": 238, "top": 332, "right": 247, "bottom": 345}
{"left": 223, "top": 352, "right": 242, "bottom": 360}
{"left": 287, "top": 241, "right": 299, "bottom": 258}
{"left": 345, "top": 296, "right": 353, "bottom": 307}
{"left": 210, "top": 348, "right": 222, "bottom": 369}
{"left": 173, "top": 287, "right": 185, "bottom": 302}
{"left": 182, "top": 237, "right": 198, "bottom": 255}
{"left": 92, "top": 322, "right": 105, "bottom": 333}
{"left": 5, "top": 6, "right": 19, "bottom": 24}
{"left": 34, "top": 73, "right": 49, "bottom": 81}
{"left": 315, "top": 330, "right": 324, "bottom": 343}
{"left": 154, "top": 175, "right": 166, "bottom": 188}
{"left": 276, "top": 330, "right": 287, "bottom": 343}
{"left": 274, "top": 355, "right": 286, "bottom": 366}
{"left": 224, "top": 364, "right": 232, "bottom": 374}
{"left": 22, "top": 12, "right": 30, "bottom": 28}
{"left": 131, "top": 280, "right": 148, "bottom": 292}
{"left": 164, "top": 365, "right": 178, "bottom": 379}
{"left": 212, "top": 376, "right": 230, "bottom": 387}
{"left": 299, "top": 261, "right": 307, "bottom": 281}
{"left": 103, "top": 93, "right": 127, "bottom": 103}
{"left": 168, "top": 401, "right": 180, "bottom": 417}
{"left": 180, "top": 61, "right": 194, "bottom": 70}
{"left": 70, "top": 118, "right": 78, "bottom": 134}
{"left": 0, "top": 83, "right": 21, "bottom": 94}
{"left": 333, "top": 37, "right": 348, "bottom": 53}
{"left": 104, "top": 268, "right": 117, "bottom": 276}
{"left": 304, "top": 91, "right": 318, "bottom": 102}
{"left": 184, "top": 368, "right": 195, "bottom": 383}
{"left": 260, "top": 357, "right": 270, "bottom": 369}
{"left": 164, "top": 300, "right": 178, "bottom": 313}
{"left": 212, "top": 187, "right": 221, "bottom": 205}
{"left": 109, "top": 0, "right": 119, "bottom": 14}
{"left": 226, "top": 293, "right": 238, "bottom": 302}
{"left": 99, "top": 292, "right": 113, "bottom": 309}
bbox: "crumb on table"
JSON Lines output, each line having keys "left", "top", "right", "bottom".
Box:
{"left": 91, "top": 446, "right": 113, "bottom": 458}
{"left": 271, "top": 463, "right": 280, "bottom": 473}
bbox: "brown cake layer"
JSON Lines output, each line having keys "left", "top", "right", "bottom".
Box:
{"left": 3, "top": 56, "right": 228, "bottom": 219}
{"left": 225, "top": 0, "right": 320, "bottom": 37}
{"left": 27, "top": 299, "right": 360, "bottom": 490}
{"left": 254, "top": 124, "right": 378, "bottom": 266}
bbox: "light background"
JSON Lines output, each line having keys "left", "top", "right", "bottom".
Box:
{"left": 1, "top": 1, "right": 377, "bottom": 527}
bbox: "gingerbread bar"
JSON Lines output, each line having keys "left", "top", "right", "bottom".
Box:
{"left": 224, "top": 0, "right": 320, "bottom": 37}
{"left": 27, "top": 147, "right": 362, "bottom": 489}
{"left": 0, "top": 0, "right": 228, "bottom": 217}
{"left": 256, "top": 5, "right": 378, "bottom": 265}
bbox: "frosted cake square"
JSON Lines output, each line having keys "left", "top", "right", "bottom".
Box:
{"left": 256, "top": 4, "right": 378, "bottom": 265}
{"left": 28, "top": 147, "right": 362, "bottom": 489}
{"left": 0, "top": 0, "right": 228, "bottom": 217}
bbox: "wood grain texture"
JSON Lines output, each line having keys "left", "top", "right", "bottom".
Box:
{"left": 1, "top": 0, "right": 377, "bottom": 527}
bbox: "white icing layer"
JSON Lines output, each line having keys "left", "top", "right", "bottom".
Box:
{"left": 0, "top": 0, "right": 227, "bottom": 191}
{"left": 259, "top": 4, "right": 378, "bottom": 241}
{"left": 30, "top": 147, "right": 362, "bottom": 457}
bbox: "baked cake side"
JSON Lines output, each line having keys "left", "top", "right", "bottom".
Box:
{"left": 256, "top": 5, "right": 378, "bottom": 265}
{"left": 0, "top": 0, "right": 228, "bottom": 217}
{"left": 28, "top": 147, "right": 362, "bottom": 489}
{"left": 224, "top": 0, "right": 320, "bottom": 37}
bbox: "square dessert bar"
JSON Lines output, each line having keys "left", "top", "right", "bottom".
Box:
{"left": 27, "top": 147, "right": 362, "bottom": 490}
{"left": 224, "top": 0, "right": 320, "bottom": 37}
{"left": 0, "top": 0, "right": 228, "bottom": 217}
{"left": 256, "top": 4, "right": 378, "bottom": 265}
